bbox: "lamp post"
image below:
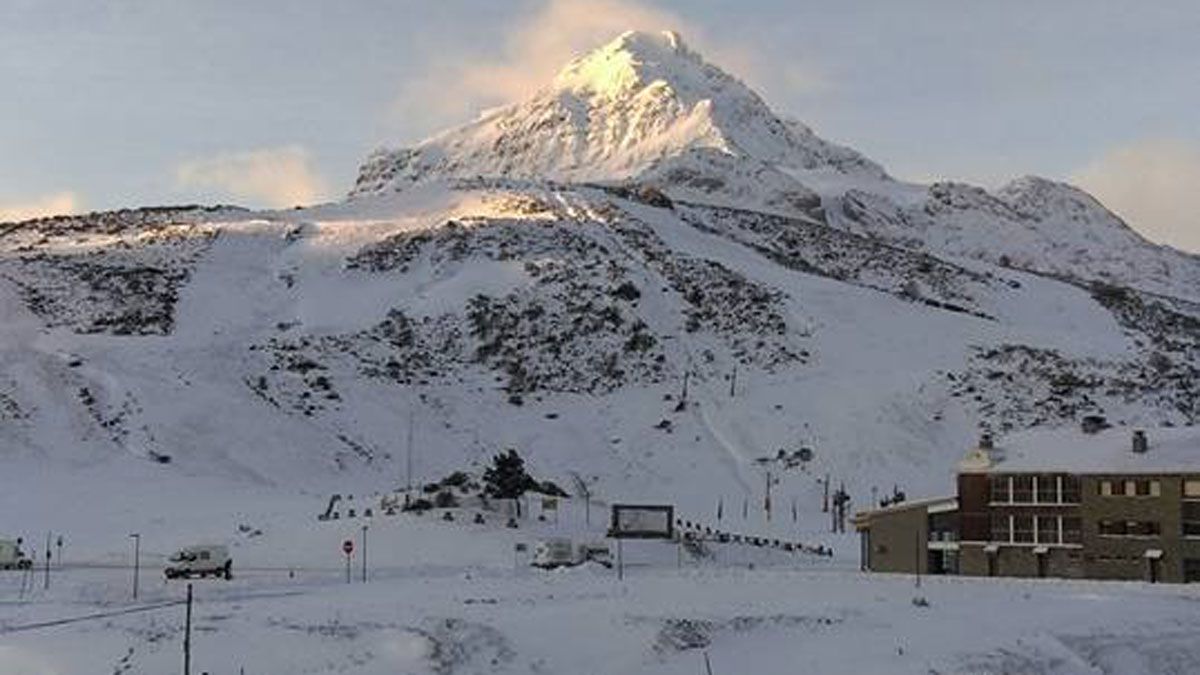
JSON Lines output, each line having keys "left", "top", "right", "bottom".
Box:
{"left": 360, "top": 525, "right": 368, "bottom": 583}
{"left": 129, "top": 533, "right": 141, "bottom": 600}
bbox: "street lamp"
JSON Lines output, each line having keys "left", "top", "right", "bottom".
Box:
{"left": 129, "top": 533, "right": 140, "bottom": 600}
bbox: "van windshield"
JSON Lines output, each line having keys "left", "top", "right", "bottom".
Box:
{"left": 170, "top": 551, "right": 196, "bottom": 562}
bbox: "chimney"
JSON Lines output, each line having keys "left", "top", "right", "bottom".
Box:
{"left": 1132, "top": 429, "right": 1148, "bottom": 454}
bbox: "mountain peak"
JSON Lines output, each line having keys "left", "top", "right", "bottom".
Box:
{"left": 351, "top": 30, "right": 884, "bottom": 202}
{"left": 551, "top": 30, "right": 701, "bottom": 99}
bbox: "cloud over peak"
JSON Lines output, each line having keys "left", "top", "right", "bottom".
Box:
{"left": 0, "top": 191, "right": 79, "bottom": 223}
{"left": 390, "top": 0, "right": 790, "bottom": 143}
{"left": 175, "top": 146, "right": 328, "bottom": 208}
{"left": 1073, "top": 139, "right": 1200, "bottom": 254}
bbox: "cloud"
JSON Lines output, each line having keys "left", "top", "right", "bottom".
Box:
{"left": 0, "top": 191, "right": 79, "bottom": 223}
{"left": 1072, "top": 139, "right": 1200, "bottom": 254}
{"left": 391, "top": 0, "right": 798, "bottom": 141}
{"left": 175, "top": 146, "right": 328, "bottom": 208}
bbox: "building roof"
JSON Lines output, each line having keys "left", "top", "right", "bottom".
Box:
{"left": 960, "top": 425, "right": 1200, "bottom": 474}
{"left": 852, "top": 495, "right": 957, "bottom": 528}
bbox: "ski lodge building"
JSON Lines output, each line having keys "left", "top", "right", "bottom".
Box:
{"left": 853, "top": 425, "right": 1200, "bottom": 583}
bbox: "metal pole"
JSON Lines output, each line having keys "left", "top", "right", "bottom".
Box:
{"left": 183, "top": 583, "right": 193, "bottom": 675}
{"left": 130, "top": 533, "right": 140, "bottom": 601}
{"left": 43, "top": 531, "right": 51, "bottom": 590}
{"left": 764, "top": 471, "right": 772, "bottom": 523}
{"left": 56, "top": 536, "right": 63, "bottom": 570}
{"left": 617, "top": 539, "right": 624, "bottom": 581}
{"left": 361, "top": 526, "right": 368, "bottom": 583}
{"left": 915, "top": 529, "right": 921, "bottom": 589}
{"left": 405, "top": 409, "right": 414, "bottom": 494}
{"left": 345, "top": 552, "right": 351, "bottom": 584}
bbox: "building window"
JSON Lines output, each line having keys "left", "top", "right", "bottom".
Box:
{"left": 1062, "top": 475, "right": 1081, "bottom": 503}
{"left": 1037, "top": 516, "right": 1059, "bottom": 544}
{"left": 1036, "top": 475, "right": 1058, "bottom": 503}
{"left": 989, "top": 475, "right": 1010, "bottom": 503}
{"left": 1062, "top": 517, "right": 1082, "bottom": 544}
{"left": 1099, "top": 520, "right": 1160, "bottom": 537}
{"left": 1133, "top": 480, "right": 1161, "bottom": 497}
{"left": 1012, "top": 476, "right": 1034, "bottom": 503}
{"left": 1185, "top": 480, "right": 1200, "bottom": 498}
{"left": 1183, "top": 501, "right": 1200, "bottom": 537}
{"left": 1100, "top": 478, "right": 1161, "bottom": 497}
{"left": 1013, "top": 515, "right": 1034, "bottom": 543}
{"left": 990, "top": 514, "right": 1011, "bottom": 543}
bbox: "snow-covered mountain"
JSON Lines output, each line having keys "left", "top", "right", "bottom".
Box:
{"left": 3, "top": 30, "right": 1199, "bottom": 518}
{"left": 352, "top": 30, "right": 882, "bottom": 217}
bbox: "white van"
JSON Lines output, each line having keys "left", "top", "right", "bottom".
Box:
{"left": 531, "top": 538, "right": 576, "bottom": 569}
{"left": 531, "top": 539, "right": 613, "bottom": 569}
{"left": 0, "top": 539, "right": 32, "bottom": 570}
{"left": 164, "top": 544, "right": 232, "bottom": 580}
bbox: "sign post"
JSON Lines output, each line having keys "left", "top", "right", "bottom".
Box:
{"left": 342, "top": 539, "right": 354, "bottom": 584}
{"left": 608, "top": 504, "right": 675, "bottom": 582}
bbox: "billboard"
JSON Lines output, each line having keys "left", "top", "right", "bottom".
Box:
{"left": 609, "top": 504, "right": 674, "bottom": 539}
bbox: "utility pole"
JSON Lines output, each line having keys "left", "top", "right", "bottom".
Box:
{"left": 183, "top": 583, "right": 193, "bottom": 675}
{"left": 56, "top": 535, "right": 64, "bottom": 570}
{"left": 729, "top": 364, "right": 737, "bottom": 398}
{"left": 129, "top": 533, "right": 141, "bottom": 601}
{"left": 764, "top": 471, "right": 772, "bottom": 523}
{"left": 361, "top": 525, "right": 368, "bottom": 583}
{"left": 680, "top": 370, "right": 690, "bottom": 408}
{"left": 822, "top": 474, "right": 830, "bottom": 513}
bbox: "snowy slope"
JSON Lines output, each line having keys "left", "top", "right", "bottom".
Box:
{"left": 2, "top": 29, "right": 1198, "bottom": 511}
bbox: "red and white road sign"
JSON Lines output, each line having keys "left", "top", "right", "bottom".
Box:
{"left": 342, "top": 540, "right": 354, "bottom": 556}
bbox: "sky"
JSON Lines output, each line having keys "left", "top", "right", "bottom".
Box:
{"left": 1, "top": 0, "right": 1198, "bottom": 252}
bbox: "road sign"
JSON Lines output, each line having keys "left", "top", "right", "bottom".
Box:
{"left": 609, "top": 504, "right": 674, "bottom": 539}
{"left": 342, "top": 540, "right": 354, "bottom": 555}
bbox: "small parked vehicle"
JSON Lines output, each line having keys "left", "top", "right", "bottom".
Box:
{"left": 0, "top": 539, "right": 32, "bottom": 570}
{"left": 531, "top": 539, "right": 613, "bottom": 569}
{"left": 164, "top": 544, "right": 232, "bottom": 580}
{"left": 531, "top": 538, "right": 576, "bottom": 569}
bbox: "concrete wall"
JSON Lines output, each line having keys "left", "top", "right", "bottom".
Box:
{"left": 960, "top": 544, "right": 1082, "bottom": 579}
{"left": 1080, "top": 475, "right": 1182, "bottom": 582}
{"left": 862, "top": 505, "right": 927, "bottom": 574}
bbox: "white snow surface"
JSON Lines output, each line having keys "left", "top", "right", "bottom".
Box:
{"left": 3, "top": 29, "right": 1200, "bottom": 674}
{"left": 979, "top": 425, "right": 1200, "bottom": 474}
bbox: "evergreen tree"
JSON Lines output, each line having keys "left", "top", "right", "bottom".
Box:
{"left": 483, "top": 448, "right": 536, "bottom": 500}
